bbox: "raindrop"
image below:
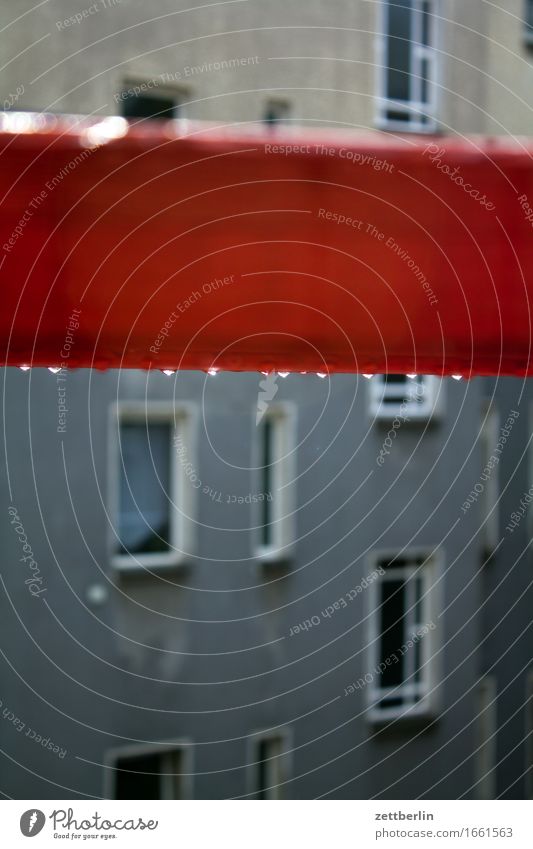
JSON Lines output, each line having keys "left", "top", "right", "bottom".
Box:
{"left": 85, "top": 584, "right": 108, "bottom": 606}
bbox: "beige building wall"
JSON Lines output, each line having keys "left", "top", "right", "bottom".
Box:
{"left": 0, "top": 0, "right": 531, "bottom": 136}
{"left": 439, "top": 0, "right": 488, "bottom": 135}
{"left": 484, "top": 0, "right": 533, "bottom": 136}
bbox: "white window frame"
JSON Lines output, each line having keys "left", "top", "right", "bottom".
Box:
{"left": 526, "top": 671, "right": 533, "bottom": 799}
{"left": 473, "top": 676, "right": 497, "bottom": 799}
{"left": 253, "top": 402, "right": 296, "bottom": 563}
{"left": 480, "top": 403, "right": 500, "bottom": 556}
{"left": 369, "top": 374, "right": 442, "bottom": 420}
{"left": 366, "top": 548, "right": 441, "bottom": 722}
{"left": 246, "top": 727, "right": 293, "bottom": 799}
{"left": 376, "top": 0, "right": 439, "bottom": 133}
{"left": 108, "top": 401, "right": 196, "bottom": 571}
{"left": 105, "top": 740, "right": 193, "bottom": 799}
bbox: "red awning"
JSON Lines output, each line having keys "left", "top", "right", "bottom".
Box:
{"left": 1, "top": 115, "right": 532, "bottom": 375}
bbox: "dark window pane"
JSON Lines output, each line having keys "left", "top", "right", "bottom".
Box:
{"left": 261, "top": 418, "right": 273, "bottom": 546}
{"left": 379, "top": 579, "right": 405, "bottom": 687}
{"left": 257, "top": 738, "right": 283, "bottom": 799}
{"left": 385, "top": 374, "right": 408, "bottom": 384}
{"left": 257, "top": 739, "right": 269, "bottom": 798}
{"left": 414, "top": 577, "right": 423, "bottom": 623}
{"left": 420, "top": 57, "right": 429, "bottom": 104}
{"left": 168, "top": 753, "right": 185, "bottom": 799}
{"left": 527, "top": 0, "right": 533, "bottom": 31}
{"left": 421, "top": 1, "right": 431, "bottom": 45}
{"left": 115, "top": 754, "right": 162, "bottom": 799}
{"left": 386, "top": 0, "right": 412, "bottom": 102}
{"left": 385, "top": 109, "right": 410, "bottom": 122}
{"left": 382, "top": 375, "right": 409, "bottom": 405}
{"left": 121, "top": 93, "right": 178, "bottom": 120}
{"left": 414, "top": 638, "right": 421, "bottom": 682}
{"left": 118, "top": 422, "right": 171, "bottom": 554}
{"left": 263, "top": 100, "right": 291, "bottom": 125}
{"left": 379, "top": 696, "right": 403, "bottom": 709}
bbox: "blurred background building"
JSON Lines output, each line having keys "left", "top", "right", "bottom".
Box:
{"left": 0, "top": 0, "right": 532, "bottom": 799}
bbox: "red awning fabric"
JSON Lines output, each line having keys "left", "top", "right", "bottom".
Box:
{"left": 1, "top": 115, "right": 532, "bottom": 375}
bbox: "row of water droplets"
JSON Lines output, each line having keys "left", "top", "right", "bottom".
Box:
{"left": 16, "top": 367, "right": 464, "bottom": 380}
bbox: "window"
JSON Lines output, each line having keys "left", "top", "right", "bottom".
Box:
{"left": 106, "top": 743, "right": 192, "bottom": 799}
{"left": 480, "top": 404, "right": 499, "bottom": 556}
{"left": 263, "top": 99, "right": 291, "bottom": 126}
{"left": 526, "top": 671, "right": 533, "bottom": 799}
{"left": 369, "top": 374, "right": 441, "bottom": 420}
{"left": 367, "top": 551, "right": 440, "bottom": 720}
{"left": 248, "top": 730, "right": 291, "bottom": 799}
{"left": 474, "top": 676, "right": 497, "bottom": 799}
{"left": 377, "top": 0, "right": 438, "bottom": 132}
{"left": 254, "top": 404, "right": 296, "bottom": 561}
{"left": 119, "top": 80, "right": 186, "bottom": 120}
{"left": 109, "top": 403, "right": 194, "bottom": 570}
{"left": 525, "top": 1, "right": 533, "bottom": 45}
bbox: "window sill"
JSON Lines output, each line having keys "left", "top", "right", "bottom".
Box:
{"left": 366, "top": 700, "right": 437, "bottom": 725}
{"left": 255, "top": 544, "right": 293, "bottom": 565}
{"left": 111, "top": 552, "right": 189, "bottom": 573}
{"left": 371, "top": 406, "right": 440, "bottom": 424}
{"left": 375, "top": 116, "right": 438, "bottom": 135}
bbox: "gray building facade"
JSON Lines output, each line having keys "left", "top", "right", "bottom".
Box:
{"left": 0, "top": 0, "right": 532, "bottom": 800}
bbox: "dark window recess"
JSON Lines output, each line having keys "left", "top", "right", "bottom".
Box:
{"left": 257, "top": 740, "right": 270, "bottom": 799}
{"left": 379, "top": 374, "right": 429, "bottom": 408}
{"left": 263, "top": 100, "right": 291, "bottom": 125}
{"left": 120, "top": 92, "right": 179, "bottom": 120}
{"left": 114, "top": 753, "right": 163, "bottom": 800}
{"left": 381, "top": 555, "right": 426, "bottom": 570}
{"left": 383, "top": 374, "right": 410, "bottom": 404}
{"left": 257, "top": 737, "right": 284, "bottom": 799}
{"left": 117, "top": 422, "right": 171, "bottom": 555}
{"left": 386, "top": 0, "right": 413, "bottom": 102}
{"left": 385, "top": 373, "right": 408, "bottom": 383}
{"left": 113, "top": 751, "right": 184, "bottom": 799}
